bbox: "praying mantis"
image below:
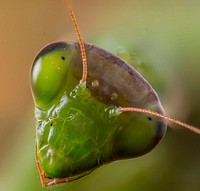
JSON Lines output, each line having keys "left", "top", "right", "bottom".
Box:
{"left": 30, "top": 0, "right": 200, "bottom": 187}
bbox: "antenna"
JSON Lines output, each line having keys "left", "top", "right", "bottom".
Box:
{"left": 119, "top": 107, "right": 200, "bottom": 135}
{"left": 66, "top": 0, "right": 87, "bottom": 84}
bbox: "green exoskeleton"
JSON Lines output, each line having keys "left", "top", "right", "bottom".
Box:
{"left": 30, "top": 0, "right": 200, "bottom": 187}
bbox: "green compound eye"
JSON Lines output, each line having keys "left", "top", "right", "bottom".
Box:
{"left": 31, "top": 42, "right": 75, "bottom": 109}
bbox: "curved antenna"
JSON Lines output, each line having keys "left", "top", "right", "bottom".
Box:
{"left": 66, "top": 0, "right": 87, "bottom": 84}
{"left": 119, "top": 107, "right": 200, "bottom": 135}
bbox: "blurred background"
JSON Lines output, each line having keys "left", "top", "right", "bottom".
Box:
{"left": 0, "top": 0, "right": 200, "bottom": 190}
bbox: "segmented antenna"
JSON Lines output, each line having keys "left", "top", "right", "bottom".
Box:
{"left": 119, "top": 107, "right": 200, "bottom": 135}
{"left": 66, "top": 0, "right": 87, "bottom": 84}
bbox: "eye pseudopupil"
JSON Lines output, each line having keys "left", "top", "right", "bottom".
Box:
{"left": 61, "top": 56, "right": 65, "bottom": 61}
{"left": 148, "top": 117, "right": 152, "bottom": 121}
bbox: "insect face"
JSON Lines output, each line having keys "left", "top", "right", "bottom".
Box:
{"left": 31, "top": 41, "right": 167, "bottom": 186}
{"left": 30, "top": 0, "right": 200, "bottom": 187}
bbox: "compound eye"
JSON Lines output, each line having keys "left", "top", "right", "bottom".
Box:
{"left": 31, "top": 43, "right": 70, "bottom": 109}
